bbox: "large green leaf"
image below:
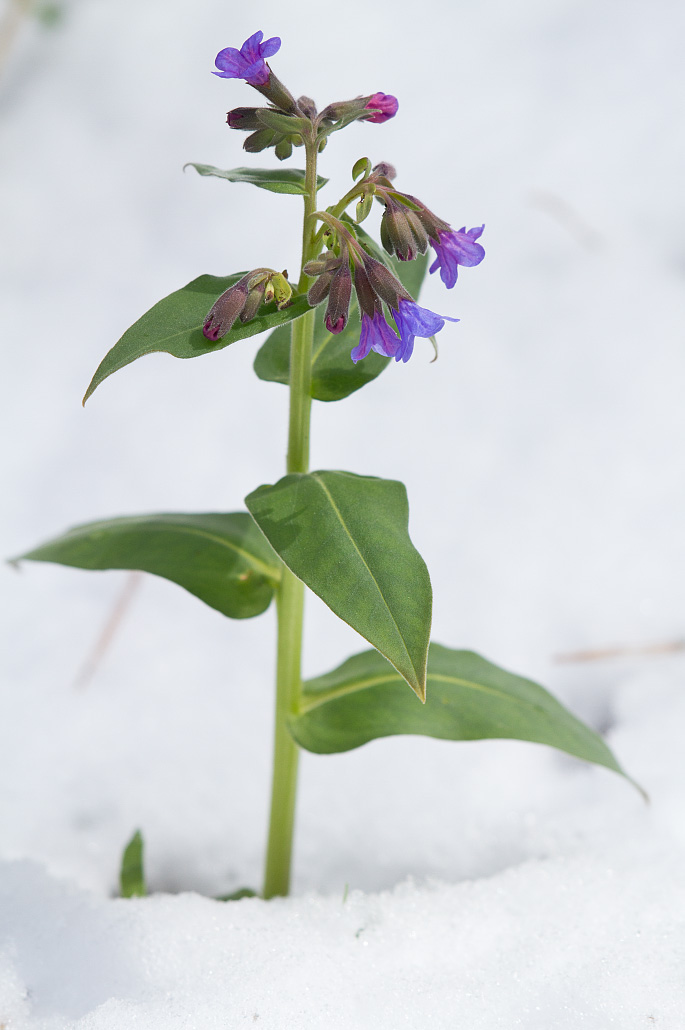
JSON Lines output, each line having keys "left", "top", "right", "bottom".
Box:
{"left": 83, "top": 275, "right": 312, "bottom": 403}
{"left": 15, "top": 512, "right": 281, "bottom": 619}
{"left": 246, "top": 471, "right": 432, "bottom": 699}
{"left": 290, "top": 643, "right": 633, "bottom": 784}
{"left": 186, "top": 164, "right": 328, "bottom": 195}
{"left": 253, "top": 247, "right": 429, "bottom": 402}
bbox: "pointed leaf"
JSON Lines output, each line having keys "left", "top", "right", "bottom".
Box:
{"left": 83, "top": 275, "right": 312, "bottom": 403}
{"left": 186, "top": 164, "right": 328, "bottom": 195}
{"left": 290, "top": 644, "right": 635, "bottom": 786}
{"left": 120, "top": 830, "right": 146, "bottom": 898}
{"left": 246, "top": 471, "right": 432, "bottom": 699}
{"left": 254, "top": 248, "right": 429, "bottom": 402}
{"left": 254, "top": 301, "right": 390, "bottom": 401}
{"left": 15, "top": 512, "right": 281, "bottom": 619}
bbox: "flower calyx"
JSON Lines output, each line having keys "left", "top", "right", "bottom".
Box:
{"left": 202, "top": 268, "right": 292, "bottom": 342}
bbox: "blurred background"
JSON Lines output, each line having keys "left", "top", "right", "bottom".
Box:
{"left": 1, "top": 0, "right": 684, "bottom": 896}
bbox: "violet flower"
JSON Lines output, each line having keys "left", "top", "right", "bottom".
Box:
{"left": 214, "top": 31, "right": 281, "bottom": 87}
{"left": 364, "top": 93, "right": 399, "bottom": 124}
{"left": 429, "top": 225, "right": 485, "bottom": 288}
{"left": 351, "top": 301, "right": 457, "bottom": 364}
{"left": 351, "top": 310, "right": 401, "bottom": 363}
{"left": 391, "top": 299, "right": 459, "bottom": 363}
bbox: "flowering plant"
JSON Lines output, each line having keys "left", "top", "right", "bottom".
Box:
{"left": 16, "top": 32, "right": 633, "bottom": 898}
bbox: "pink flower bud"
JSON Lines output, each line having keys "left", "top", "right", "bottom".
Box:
{"left": 364, "top": 93, "right": 398, "bottom": 124}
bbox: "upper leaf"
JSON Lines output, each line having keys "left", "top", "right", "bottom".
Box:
{"left": 15, "top": 512, "right": 281, "bottom": 619}
{"left": 186, "top": 164, "right": 329, "bottom": 195}
{"left": 83, "top": 274, "right": 312, "bottom": 403}
{"left": 246, "top": 471, "right": 432, "bottom": 699}
{"left": 254, "top": 246, "right": 429, "bottom": 402}
{"left": 290, "top": 643, "right": 635, "bottom": 786}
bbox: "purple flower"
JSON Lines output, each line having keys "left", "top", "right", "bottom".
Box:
{"left": 364, "top": 93, "right": 399, "bottom": 123}
{"left": 429, "top": 225, "right": 485, "bottom": 288}
{"left": 214, "top": 31, "right": 281, "bottom": 87}
{"left": 351, "top": 310, "right": 401, "bottom": 363}
{"left": 390, "top": 299, "right": 459, "bottom": 363}
{"left": 350, "top": 301, "right": 458, "bottom": 364}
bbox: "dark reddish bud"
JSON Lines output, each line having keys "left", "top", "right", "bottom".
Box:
{"left": 324, "top": 260, "right": 352, "bottom": 334}
{"left": 372, "top": 161, "right": 396, "bottom": 181}
{"left": 352, "top": 261, "right": 379, "bottom": 319}
{"left": 297, "top": 95, "right": 318, "bottom": 118}
{"left": 362, "top": 255, "right": 410, "bottom": 309}
{"left": 307, "top": 273, "right": 334, "bottom": 307}
{"left": 227, "top": 107, "right": 263, "bottom": 130}
{"left": 203, "top": 276, "right": 250, "bottom": 341}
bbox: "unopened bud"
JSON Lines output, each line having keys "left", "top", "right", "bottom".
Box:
{"left": 352, "top": 261, "right": 378, "bottom": 319}
{"left": 381, "top": 202, "right": 417, "bottom": 261}
{"left": 325, "top": 260, "right": 353, "bottom": 334}
{"left": 227, "top": 107, "right": 263, "bottom": 131}
{"left": 405, "top": 209, "right": 429, "bottom": 254}
{"left": 363, "top": 255, "right": 409, "bottom": 308}
{"left": 307, "top": 272, "right": 334, "bottom": 307}
{"left": 241, "top": 281, "right": 267, "bottom": 322}
{"left": 247, "top": 271, "right": 270, "bottom": 291}
{"left": 363, "top": 93, "right": 398, "bottom": 124}
{"left": 297, "top": 95, "right": 318, "bottom": 118}
{"left": 372, "top": 161, "right": 396, "bottom": 181}
{"left": 203, "top": 276, "right": 250, "bottom": 341}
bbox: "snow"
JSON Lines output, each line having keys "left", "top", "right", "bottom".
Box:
{"left": 1, "top": 0, "right": 685, "bottom": 1025}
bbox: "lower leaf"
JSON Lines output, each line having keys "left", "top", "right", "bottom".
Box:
{"left": 290, "top": 643, "right": 635, "bottom": 785}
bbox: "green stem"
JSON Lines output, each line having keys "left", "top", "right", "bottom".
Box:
{"left": 262, "top": 138, "right": 319, "bottom": 899}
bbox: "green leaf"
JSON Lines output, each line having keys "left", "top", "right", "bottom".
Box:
{"left": 246, "top": 471, "right": 432, "bottom": 699}
{"left": 253, "top": 245, "right": 429, "bottom": 402}
{"left": 215, "top": 888, "right": 258, "bottom": 901}
{"left": 120, "top": 830, "right": 146, "bottom": 898}
{"left": 254, "top": 302, "right": 390, "bottom": 401}
{"left": 15, "top": 512, "right": 281, "bottom": 620}
{"left": 290, "top": 644, "right": 635, "bottom": 786}
{"left": 185, "top": 164, "right": 328, "bottom": 195}
{"left": 83, "top": 274, "right": 312, "bottom": 403}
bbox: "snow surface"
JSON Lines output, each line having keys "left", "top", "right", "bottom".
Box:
{"left": 1, "top": 0, "right": 685, "bottom": 1025}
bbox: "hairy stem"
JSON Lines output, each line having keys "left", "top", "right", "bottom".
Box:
{"left": 262, "top": 137, "right": 319, "bottom": 899}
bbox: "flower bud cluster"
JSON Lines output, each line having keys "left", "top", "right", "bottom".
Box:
{"left": 203, "top": 269, "right": 291, "bottom": 342}
{"left": 216, "top": 32, "right": 398, "bottom": 159}
{"left": 356, "top": 163, "right": 486, "bottom": 288}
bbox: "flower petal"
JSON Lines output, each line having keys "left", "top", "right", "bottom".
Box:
{"left": 240, "top": 31, "right": 265, "bottom": 61}
{"left": 214, "top": 46, "right": 247, "bottom": 78}
{"left": 259, "top": 35, "right": 281, "bottom": 59}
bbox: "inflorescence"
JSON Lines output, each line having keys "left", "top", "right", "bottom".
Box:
{"left": 203, "top": 31, "right": 485, "bottom": 363}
